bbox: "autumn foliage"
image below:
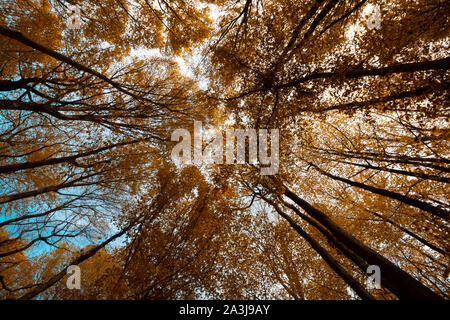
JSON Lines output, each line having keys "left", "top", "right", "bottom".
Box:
{"left": 0, "top": 0, "right": 448, "bottom": 300}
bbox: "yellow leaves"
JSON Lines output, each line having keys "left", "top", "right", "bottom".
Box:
{"left": 0, "top": 0, "right": 448, "bottom": 300}
{"left": 32, "top": 244, "right": 129, "bottom": 299}
{"left": 0, "top": 228, "right": 35, "bottom": 299}
{"left": 23, "top": 145, "right": 63, "bottom": 193}
{"left": 160, "top": 1, "right": 213, "bottom": 55}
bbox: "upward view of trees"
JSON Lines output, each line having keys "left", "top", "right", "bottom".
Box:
{"left": 0, "top": 0, "right": 448, "bottom": 300}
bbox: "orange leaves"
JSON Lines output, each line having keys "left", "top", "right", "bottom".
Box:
{"left": 0, "top": 228, "right": 35, "bottom": 299}
{"left": 31, "top": 244, "right": 129, "bottom": 299}
{"left": 0, "top": 0, "right": 448, "bottom": 300}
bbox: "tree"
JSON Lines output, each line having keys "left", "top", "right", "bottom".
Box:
{"left": 1, "top": 0, "right": 448, "bottom": 300}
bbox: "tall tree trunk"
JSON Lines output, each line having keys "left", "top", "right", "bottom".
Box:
{"left": 284, "top": 188, "right": 443, "bottom": 300}
{"left": 266, "top": 198, "right": 376, "bottom": 300}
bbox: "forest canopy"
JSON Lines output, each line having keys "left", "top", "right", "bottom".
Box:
{"left": 0, "top": 0, "right": 449, "bottom": 300}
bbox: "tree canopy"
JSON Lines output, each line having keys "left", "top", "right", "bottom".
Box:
{"left": 0, "top": 0, "right": 448, "bottom": 300}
